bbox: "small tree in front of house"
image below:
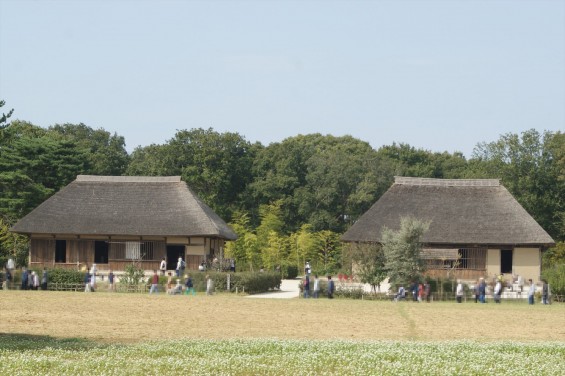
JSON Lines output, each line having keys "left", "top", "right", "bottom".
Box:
{"left": 349, "top": 242, "right": 387, "bottom": 293}
{"left": 382, "top": 216, "right": 430, "bottom": 288}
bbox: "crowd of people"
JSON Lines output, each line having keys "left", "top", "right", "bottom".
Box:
{"left": 301, "top": 261, "right": 335, "bottom": 299}
{"left": 393, "top": 274, "right": 552, "bottom": 304}
{"left": 2, "top": 257, "right": 554, "bottom": 304}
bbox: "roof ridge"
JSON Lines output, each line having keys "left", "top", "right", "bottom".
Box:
{"left": 76, "top": 175, "right": 181, "bottom": 183}
{"left": 394, "top": 176, "right": 500, "bottom": 187}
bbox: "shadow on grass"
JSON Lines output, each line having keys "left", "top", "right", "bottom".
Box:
{"left": 0, "top": 333, "right": 110, "bottom": 351}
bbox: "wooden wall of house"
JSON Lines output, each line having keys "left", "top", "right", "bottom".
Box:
{"left": 68, "top": 240, "right": 94, "bottom": 264}
{"left": 425, "top": 269, "right": 485, "bottom": 281}
{"left": 30, "top": 239, "right": 55, "bottom": 264}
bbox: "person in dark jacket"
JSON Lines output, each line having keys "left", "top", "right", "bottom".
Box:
{"left": 303, "top": 275, "right": 310, "bottom": 298}
{"left": 41, "top": 268, "right": 48, "bottom": 290}
{"left": 327, "top": 275, "right": 335, "bottom": 299}
{"left": 184, "top": 274, "right": 195, "bottom": 296}
{"left": 21, "top": 268, "right": 28, "bottom": 290}
{"left": 478, "top": 278, "right": 486, "bottom": 303}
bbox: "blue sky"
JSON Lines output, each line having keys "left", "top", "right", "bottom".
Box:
{"left": 1, "top": 0, "right": 563, "bottom": 156}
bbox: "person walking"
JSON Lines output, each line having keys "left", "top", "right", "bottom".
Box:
{"left": 478, "top": 278, "right": 486, "bottom": 303}
{"left": 149, "top": 270, "right": 159, "bottom": 294}
{"left": 304, "top": 261, "right": 311, "bottom": 276}
{"left": 176, "top": 257, "right": 186, "bottom": 277}
{"left": 494, "top": 280, "right": 502, "bottom": 303}
{"left": 528, "top": 279, "right": 535, "bottom": 305}
{"left": 542, "top": 280, "right": 549, "bottom": 305}
{"left": 474, "top": 281, "right": 480, "bottom": 303}
{"left": 184, "top": 274, "right": 195, "bottom": 296}
{"left": 159, "top": 258, "right": 167, "bottom": 276}
{"left": 21, "top": 267, "right": 28, "bottom": 290}
{"left": 3, "top": 267, "right": 12, "bottom": 290}
{"left": 327, "top": 275, "right": 335, "bottom": 299}
{"left": 456, "top": 280, "right": 464, "bottom": 303}
{"left": 312, "top": 275, "right": 320, "bottom": 298}
{"left": 303, "top": 275, "right": 310, "bottom": 298}
{"left": 206, "top": 275, "right": 214, "bottom": 296}
{"left": 41, "top": 268, "right": 48, "bottom": 290}
{"left": 84, "top": 271, "right": 91, "bottom": 292}
{"left": 108, "top": 270, "right": 115, "bottom": 292}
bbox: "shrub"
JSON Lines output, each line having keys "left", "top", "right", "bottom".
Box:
{"left": 542, "top": 263, "right": 565, "bottom": 297}
{"left": 120, "top": 264, "right": 146, "bottom": 287}
{"left": 281, "top": 265, "right": 298, "bottom": 279}
{"left": 48, "top": 268, "right": 84, "bottom": 284}
{"left": 230, "top": 272, "right": 281, "bottom": 294}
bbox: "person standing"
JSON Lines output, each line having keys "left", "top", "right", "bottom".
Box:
{"left": 6, "top": 258, "right": 15, "bottom": 276}
{"left": 21, "top": 267, "right": 28, "bottom": 290}
{"left": 159, "top": 258, "right": 167, "bottom": 276}
{"left": 176, "top": 258, "right": 183, "bottom": 277}
{"left": 528, "top": 279, "right": 535, "bottom": 305}
{"left": 474, "top": 281, "right": 480, "bottom": 303}
{"left": 41, "top": 268, "right": 48, "bottom": 291}
{"left": 303, "top": 275, "right": 310, "bottom": 298}
{"left": 542, "top": 280, "right": 549, "bottom": 305}
{"left": 494, "top": 280, "right": 502, "bottom": 303}
{"left": 3, "top": 267, "right": 12, "bottom": 290}
{"left": 418, "top": 282, "right": 424, "bottom": 302}
{"left": 166, "top": 272, "right": 173, "bottom": 293}
{"left": 90, "top": 264, "right": 98, "bottom": 291}
{"left": 304, "top": 261, "right": 311, "bottom": 276}
{"left": 424, "top": 282, "right": 431, "bottom": 302}
{"left": 206, "top": 275, "right": 214, "bottom": 295}
{"left": 478, "top": 278, "right": 486, "bottom": 303}
{"left": 149, "top": 270, "right": 159, "bottom": 294}
{"left": 184, "top": 274, "right": 195, "bottom": 296}
{"left": 84, "top": 271, "right": 91, "bottom": 292}
{"left": 327, "top": 275, "right": 335, "bottom": 299}
{"left": 312, "top": 275, "right": 320, "bottom": 298}
{"left": 108, "top": 270, "right": 115, "bottom": 292}
{"left": 456, "top": 280, "right": 464, "bottom": 303}
{"left": 32, "top": 271, "right": 40, "bottom": 290}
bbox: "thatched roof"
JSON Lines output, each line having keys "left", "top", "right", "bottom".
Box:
{"left": 341, "top": 177, "right": 555, "bottom": 247}
{"left": 11, "top": 175, "right": 237, "bottom": 240}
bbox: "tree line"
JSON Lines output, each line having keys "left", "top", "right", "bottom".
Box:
{"left": 1, "top": 100, "right": 564, "bottom": 274}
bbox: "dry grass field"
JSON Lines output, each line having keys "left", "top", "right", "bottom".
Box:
{"left": 1, "top": 290, "right": 564, "bottom": 343}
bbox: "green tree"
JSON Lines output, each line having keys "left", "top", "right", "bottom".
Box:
{"left": 314, "top": 230, "right": 342, "bottom": 274}
{"left": 250, "top": 134, "right": 385, "bottom": 232}
{"left": 0, "top": 216, "right": 28, "bottom": 267}
{"left": 376, "top": 143, "right": 468, "bottom": 179}
{"left": 348, "top": 242, "right": 388, "bottom": 292}
{"left": 49, "top": 123, "right": 129, "bottom": 175}
{"left": 288, "top": 224, "right": 317, "bottom": 273}
{"left": 469, "top": 130, "right": 564, "bottom": 240}
{"left": 382, "top": 216, "right": 430, "bottom": 287}
{"left": 225, "top": 211, "right": 254, "bottom": 269}
{"left": 0, "top": 99, "right": 14, "bottom": 130}
{"left": 128, "top": 128, "right": 257, "bottom": 221}
{"left": 261, "top": 230, "right": 289, "bottom": 272}
{"left": 256, "top": 201, "right": 285, "bottom": 250}
{"left": 0, "top": 125, "right": 89, "bottom": 218}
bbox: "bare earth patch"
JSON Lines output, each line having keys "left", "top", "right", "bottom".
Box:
{"left": 1, "top": 291, "right": 563, "bottom": 343}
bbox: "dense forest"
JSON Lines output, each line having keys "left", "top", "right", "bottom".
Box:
{"left": 1, "top": 100, "right": 564, "bottom": 273}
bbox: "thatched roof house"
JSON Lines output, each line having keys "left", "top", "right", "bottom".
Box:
{"left": 342, "top": 177, "right": 554, "bottom": 281}
{"left": 11, "top": 175, "right": 237, "bottom": 271}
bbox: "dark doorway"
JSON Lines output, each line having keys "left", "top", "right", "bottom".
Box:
{"left": 500, "top": 249, "right": 513, "bottom": 274}
{"left": 166, "top": 245, "right": 185, "bottom": 270}
{"left": 55, "top": 240, "right": 66, "bottom": 263}
{"left": 95, "top": 241, "right": 109, "bottom": 264}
